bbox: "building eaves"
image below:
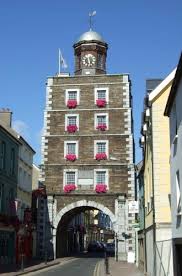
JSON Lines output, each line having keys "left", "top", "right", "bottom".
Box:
{"left": 164, "top": 52, "right": 182, "bottom": 116}
{"left": 148, "top": 68, "right": 176, "bottom": 103}
{"left": 0, "top": 124, "right": 22, "bottom": 145}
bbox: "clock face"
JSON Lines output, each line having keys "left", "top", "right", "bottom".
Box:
{"left": 82, "top": 54, "right": 96, "bottom": 67}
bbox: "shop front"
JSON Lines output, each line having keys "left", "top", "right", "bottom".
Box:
{"left": 0, "top": 228, "right": 15, "bottom": 264}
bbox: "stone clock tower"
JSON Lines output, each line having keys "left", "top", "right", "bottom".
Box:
{"left": 41, "top": 26, "right": 135, "bottom": 262}
{"left": 73, "top": 30, "right": 108, "bottom": 75}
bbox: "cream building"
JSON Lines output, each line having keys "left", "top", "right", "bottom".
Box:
{"left": 141, "top": 70, "right": 176, "bottom": 276}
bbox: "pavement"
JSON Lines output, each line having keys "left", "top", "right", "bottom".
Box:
{"left": 96, "top": 258, "right": 144, "bottom": 276}
{"left": 0, "top": 257, "right": 76, "bottom": 276}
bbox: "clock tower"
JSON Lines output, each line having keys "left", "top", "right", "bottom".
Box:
{"left": 73, "top": 30, "right": 108, "bottom": 75}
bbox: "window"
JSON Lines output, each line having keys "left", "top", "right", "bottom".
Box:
{"left": 176, "top": 171, "right": 182, "bottom": 215}
{"left": 65, "top": 89, "right": 80, "bottom": 106}
{"left": 64, "top": 141, "right": 78, "bottom": 160}
{"left": 64, "top": 169, "right": 78, "bottom": 187}
{"left": 95, "top": 88, "right": 109, "bottom": 104}
{"left": 94, "top": 169, "right": 109, "bottom": 188}
{"left": 65, "top": 114, "right": 79, "bottom": 132}
{"left": 1, "top": 142, "right": 6, "bottom": 170}
{"left": 94, "top": 140, "right": 108, "bottom": 160}
{"left": 10, "top": 148, "right": 15, "bottom": 175}
{"left": 95, "top": 113, "right": 109, "bottom": 130}
{"left": 0, "top": 184, "right": 3, "bottom": 212}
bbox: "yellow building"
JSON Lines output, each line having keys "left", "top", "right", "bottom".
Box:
{"left": 141, "top": 70, "right": 176, "bottom": 276}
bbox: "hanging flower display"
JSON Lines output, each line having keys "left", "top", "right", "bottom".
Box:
{"left": 96, "top": 124, "right": 107, "bottom": 131}
{"left": 66, "top": 154, "right": 77, "bottom": 161}
{"left": 96, "top": 99, "right": 106, "bottom": 107}
{"left": 67, "top": 100, "right": 77, "bottom": 108}
{"left": 95, "top": 153, "right": 107, "bottom": 160}
{"left": 67, "top": 125, "right": 78, "bottom": 133}
{"left": 95, "top": 184, "right": 107, "bottom": 193}
{"left": 64, "top": 184, "right": 76, "bottom": 193}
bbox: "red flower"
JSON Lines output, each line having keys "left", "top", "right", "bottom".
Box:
{"left": 66, "top": 154, "right": 77, "bottom": 161}
{"left": 95, "top": 184, "right": 107, "bottom": 193}
{"left": 96, "top": 124, "right": 107, "bottom": 131}
{"left": 64, "top": 184, "right": 76, "bottom": 193}
{"left": 96, "top": 99, "right": 106, "bottom": 107}
{"left": 95, "top": 153, "right": 107, "bottom": 160}
{"left": 67, "top": 125, "right": 78, "bottom": 133}
{"left": 67, "top": 100, "right": 77, "bottom": 108}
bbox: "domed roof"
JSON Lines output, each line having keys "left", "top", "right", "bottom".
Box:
{"left": 76, "top": 30, "right": 105, "bottom": 44}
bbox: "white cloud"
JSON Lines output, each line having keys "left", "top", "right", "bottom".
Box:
{"left": 12, "top": 120, "right": 30, "bottom": 139}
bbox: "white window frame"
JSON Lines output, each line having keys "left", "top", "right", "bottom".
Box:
{"left": 63, "top": 169, "right": 78, "bottom": 187}
{"left": 94, "top": 87, "right": 109, "bottom": 104}
{"left": 94, "top": 113, "right": 109, "bottom": 130}
{"left": 65, "top": 114, "right": 79, "bottom": 131}
{"left": 65, "top": 89, "right": 80, "bottom": 105}
{"left": 94, "top": 140, "right": 109, "bottom": 159}
{"left": 94, "top": 169, "right": 109, "bottom": 189}
{"left": 64, "top": 141, "right": 79, "bottom": 159}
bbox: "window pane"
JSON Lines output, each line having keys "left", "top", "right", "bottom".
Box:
{"left": 68, "top": 116, "right": 76, "bottom": 125}
{"left": 66, "top": 172, "right": 75, "bottom": 184}
{"left": 68, "top": 91, "right": 77, "bottom": 100}
{"left": 97, "top": 90, "right": 106, "bottom": 99}
{"left": 97, "top": 116, "right": 106, "bottom": 124}
{"left": 97, "top": 172, "right": 106, "bottom": 184}
{"left": 97, "top": 143, "right": 106, "bottom": 153}
{"left": 67, "top": 143, "right": 76, "bottom": 154}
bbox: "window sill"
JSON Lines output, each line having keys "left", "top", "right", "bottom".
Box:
{"left": 177, "top": 212, "right": 182, "bottom": 216}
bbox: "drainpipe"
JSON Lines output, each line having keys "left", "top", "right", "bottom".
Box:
{"left": 150, "top": 105, "right": 156, "bottom": 276}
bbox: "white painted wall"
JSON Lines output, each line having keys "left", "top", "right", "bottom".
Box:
{"left": 169, "top": 76, "right": 182, "bottom": 239}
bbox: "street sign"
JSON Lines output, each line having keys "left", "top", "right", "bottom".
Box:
{"left": 128, "top": 201, "right": 139, "bottom": 214}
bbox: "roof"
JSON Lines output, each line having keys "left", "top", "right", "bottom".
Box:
{"left": 148, "top": 68, "right": 176, "bottom": 102}
{"left": 75, "top": 30, "right": 105, "bottom": 44}
{"left": 0, "top": 123, "right": 22, "bottom": 145}
{"left": 164, "top": 53, "right": 182, "bottom": 116}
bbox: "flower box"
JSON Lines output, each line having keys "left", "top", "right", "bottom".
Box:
{"left": 95, "top": 153, "right": 107, "bottom": 160}
{"left": 64, "top": 184, "right": 76, "bottom": 193}
{"left": 67, "top": 125, "right": 78, "bottom": 133}
{"left": 96, "top": 99, "right": 106, "bottom": 107}
{"left": 66, "top": 154, "right": 77, "bottom": 161}
{"left": 67, "top": 100, "right": 77, "bottom": 109}
{"left": 95, "top": 184, "right": 107, "bottom": 193}
{"left": 96, "top": 124, "right": 107, "bottom": 131}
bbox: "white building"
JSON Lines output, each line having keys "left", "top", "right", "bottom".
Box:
{"left": 165, "top": 53, "right": 182, "bottom": 276}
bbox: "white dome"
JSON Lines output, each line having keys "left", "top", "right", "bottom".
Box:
{"left": 76, "top": 30, "right": 105, "bottom": 43}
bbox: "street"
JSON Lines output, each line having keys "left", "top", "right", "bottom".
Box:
{"left": 31, "top": 257, "right": 101, "bottom": 276}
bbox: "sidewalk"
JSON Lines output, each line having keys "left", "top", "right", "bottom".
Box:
{"left": 97, "top": 258, "right": 144, "bottom": 276}
{"left": 0, "top": 257, "right": 76, "bottom": 276}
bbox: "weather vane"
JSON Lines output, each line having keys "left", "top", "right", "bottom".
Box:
{"left": 89, "top": 11, "right": 96, "bottom": 31}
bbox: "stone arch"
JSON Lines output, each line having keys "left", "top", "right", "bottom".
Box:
{"left": 54, "top": 199, "right": 116, "bottom": 230}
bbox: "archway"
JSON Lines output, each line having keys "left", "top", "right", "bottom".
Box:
{"left": 54, "top": 200, "right": 116, "bottom": 258}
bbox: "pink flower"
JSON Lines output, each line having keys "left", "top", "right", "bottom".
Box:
{"left": 64, "top": 184, "right": 76, "bottom": 193}
{"left": 67, "top": 100, "right": 77, "bottom": 108}
{"left": 66, "top": 154, "right": 77, "bottom": 161}
{"left": 95, "top": 184, "right": 107, "bottom": 193}
{"left": 96, "top": 124, "right": 107, "bottom": 131}
{"left": 67, "top": 125, "right": 78, "bottom": 133}
{"left": 95, "top": 153, "right": 107, "bottom": 160}
{"left": 96, "top": 99, "right": 106, "bottom": 107}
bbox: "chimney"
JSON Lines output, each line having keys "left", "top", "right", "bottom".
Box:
{"left": 0, "top": 108, "right": 12, "bottom": 128}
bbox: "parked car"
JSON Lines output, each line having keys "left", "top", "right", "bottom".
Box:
{"left": 87, "top": 241, "right": 104, "bottom": 252}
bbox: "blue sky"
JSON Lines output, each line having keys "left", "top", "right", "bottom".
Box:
{"left": 0, "top": 0, "right": 181, "bottom": 165}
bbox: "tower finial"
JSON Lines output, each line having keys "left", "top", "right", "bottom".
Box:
{"left": 89, "top": 11, "right": 96, "bottom": 31}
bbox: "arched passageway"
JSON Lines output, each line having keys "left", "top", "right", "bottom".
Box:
{"left": 55, "top": 200, "right": 116, "bottom": 258}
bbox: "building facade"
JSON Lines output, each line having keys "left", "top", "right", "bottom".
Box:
{"left": 165, "top": 53, "right": 182, "bottom": 276}
{"left": 0, "top": 110, "right": 20, "bottom": 265}
{"left": 140, "top": 73, "right": 175, "bottom": 275}
{"left": 41, "top": 29, "right": 135, "bottom": 261}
